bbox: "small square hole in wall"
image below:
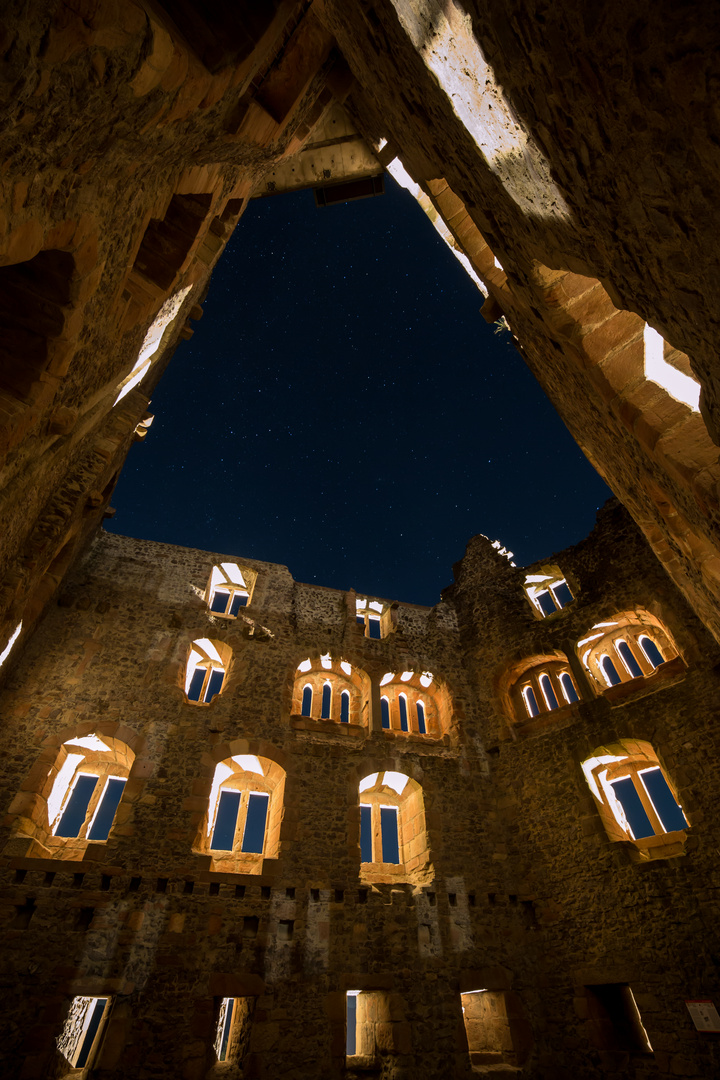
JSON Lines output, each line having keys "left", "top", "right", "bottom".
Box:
{"left": 128, "top": 877, "right": 142, "bottom": 892}
{"left": 156, "top": 878, "right": 168, "bottom": 894}
{"left": 261, "top": 886, "right": 271, "bottom": 900}
{"left": 448, "top": 893, "right": 457, "bottom": 906}
{"left": 427, "top": 892, "right": 436, "bottom": 906}
{"left": 209, "top": 882, "right": 220, "bottom": 896}
{"left": 468, "top": 893, "right": 476, "bottom": 906}
{"left": 183, "top": 880, "right": 194, "bottom": 895}
{"left": 286, "top": 887, "right": 295, "bottom": 899}
{"left": 311, "top": 888, "right": 320, "bottom": 902}
{"left": 243, "top": 915, "right": 259, "bottom": 938}
{"left": 101, "top": 875, "right": 112, "bottom": 891}
{"left": 13, "top": 897, "right": 36, "bottom": 929}
{"left": 74, "top": 906, "right": 94, "bottom": 931}
{"left": 73, "top": 873, "right": 85, "bottom": 889}
{"left": 357, "top": 889, "right": 368, "bottom": 904}
{"left": 14, "top": 869, "right": 26, "bottom": 884}
{"left": 235, "top": 885, "right": 245, "bottom": 899}
{"left": 335, "top": 889, "right": 344, "bottom": 903}
{"left": 278, "top": 919, "right": 294, "bottom": 940}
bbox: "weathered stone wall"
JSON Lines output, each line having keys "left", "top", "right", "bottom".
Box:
{"left": 1, "top": 507, "right": 720, "bottom": 1078}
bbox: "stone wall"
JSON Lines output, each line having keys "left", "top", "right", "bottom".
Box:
{"left": 1, "top": 506, "right": 720, "bottom": 1077}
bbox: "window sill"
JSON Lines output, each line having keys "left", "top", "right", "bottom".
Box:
{"left": 619, "top": 829, "right": 687, "bottom": 863}
{"left": 600, "top": 655, "right": 686, "bottom": 705}
{"left": 290, "top": 717, "right": 366, "bottom": 737}
{"left": 346, "top": 1054, "right": 380, "bottom": 1071}
{"left": 512, "top": 702, "right": 580, "bottom": 738}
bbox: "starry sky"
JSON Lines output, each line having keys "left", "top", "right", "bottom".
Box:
{"left": 106, "top": 177, "right": 611, "bottom": 607}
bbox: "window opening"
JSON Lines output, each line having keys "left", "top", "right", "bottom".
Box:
{"left": 355, "top": 597, "right": 390, "bottom": 639}
{"left": 381, "top": 696, "right": 390, "bottom": 728}
{"left": 538, "top": 673, "right": 559, "bottom": 711}
{"left": 341, "top": 690, "right": 350, "bottom": 723}
{"left": 346, "top": 991, "right": 360, "bottom": 1055}
{"left": 207, "top": 563, "right": 253, "bottom": 615}
{"left": 616, "top": 639, "right": 643, "bottom": 679}
{"left": 639, "top": 767, "right": 688, "bottom": 832}
{"left": 57, "top": 996, "right": 110, "bottom": 1069}
{"left": 54, "top": 775, "right": 98, "bottom": 837}
{"left": 398, "top": 693, "right": 409, "bottom": 732}
{"left": 0, "top": 621, "right": 22, "bottom": 668}
{"left": 522, "top": 685, "right": 539, "bottom": 718}
{"left": 638, "top": 635, "right": 664, "bottom": 669}
{"left": 368, "top": 615, "right": 382, "bottom": 639}
{"left": 416, "top": 701, "right": 426, "bottom": 734}
{"left": 321, "top": 682, "right": 332, "bottom": 719}
{"left": 524, "top": 569, "right": 574, "bottom": 617}
{"left": 301, "top": 684, "right": 313, "bottom": 716}
{"left": 600, "top": 655, "right": 621, "bottom": 686}
{"left": 185, "top": 639, "right": 228, "bottom": 704}
{"left": 610, "top": 777, "right": 655, "bottom": 840}
{"left": 86, "top": 777, "right": 127, "bottom": 841}
{"left": 211, "top": 790, "right": 242, "bottom": 851}
{"left": 360, "top": 804, "right": 373, "bottom": 862}
{"left": 242, "top": 792, "right": 269, "bottom": 854}
{"left": 643, "top": 322, "right": 700, "bottom": 412}
{"left": 558, "top": 672, "right": 579, "bottom": 704}
{"left": 215, "top": 998, "right": 235, "bottom": 1062}
{"left": 586, "top": 984, "right": 653, "bottom": 1054}
{"left": 114, "top": 286, "right": 191, "bottom": 405}
{"left": 380, "top": 806, "right": 400, "bottom": 863}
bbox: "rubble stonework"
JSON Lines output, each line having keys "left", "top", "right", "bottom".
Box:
{"left": 3, "top": 1, "right": 720, "bottom": 1076}
{"left": 1, "top": 504, "right": 720, "bottom": 1078}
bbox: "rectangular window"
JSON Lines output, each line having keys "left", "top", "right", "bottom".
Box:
{"left": 536, "top": 590, "right": 557, "bottom": 616}
{"left": 610, "top": 777, "right": 654, "bottom": 839}
{"left": 205, "top": 667, "right": 225, "bottom": 701}
{"left": 87, "top": 777, "right": 127, "bottom": 841}
{"left": 380, "top": 805, "right": 400, "bottom": 863}
{"left": 229, "top": 591, "right": 248, "bottom": 615}
{"left": 212, "top": 790, "right": 241, "bottom": 850}
{"left": 241, "top": 792, "right": 269, "bottom": 854}
{"left": 346, "top": 992, "right": 358, "bottom": 1055}
{"left": 551, "top": 580, "right": 573, "bottom": 608}
{"left": 360, "top": 804, "right": 373, "bottom": 862}
{"left": 55, "top": 775, "right": 98, "bottom": 838}
{"left": 398, "top": 696, "right": 409, "bottom": 732}
{"left": 187, "top": 666, "right": 207, "bottom": 702}
{"left": 210, "top": 589, "right": 230, "bottom": 613}
{"left": 368, "top": 616, "right": 382, "bottom": 639}
{"left": 216, "top": 997, "right": 235, "bottom": 1061}
{"left": 640, "top": 767, "right": 687, "bottom": 832}
{"left": 57, "top": 996, "right": 110, "bottom": 1069}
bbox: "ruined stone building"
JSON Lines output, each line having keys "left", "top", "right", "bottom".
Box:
{"left": 1, "top": 1, "right": 720, "bottom": 1077}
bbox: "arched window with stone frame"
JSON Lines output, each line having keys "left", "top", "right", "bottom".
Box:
{"left": 205, "top": 561, "right": 257, "bottom": 616}
{"left": 377, "top": 670, "right": 450, "bottom": 738}
{"left": 581, "top": 739, "right": 689, "bottom": 862}
{"left": 500, "top": 653, "right": 580, "bottom": 730}
{"left": 577, "top": 610, "right": 683, "bottom": 699}
{"left": 356, "top": 770, "right": 432, "bottom": 885}
{"left": 184, "top": 638, "right": 232, "bottom": 704}
{"left": 291, "top": 655, "right": 370, "bottom": 730}
{"left": 193, "top": 753, "right": 286, "bottom": 875}
{"left": 3, "top": 728, "right": 140, "bottom": 861}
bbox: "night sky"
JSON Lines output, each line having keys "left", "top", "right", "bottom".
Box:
{"left": 107, "top": 177, "right": 611, "bottom": 607}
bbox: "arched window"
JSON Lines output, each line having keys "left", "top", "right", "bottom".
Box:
{"left": 504, "top": 656, "right": 580, "bottom": 727}
{"left": 355, "top": 596, "right": 393, "bottom": 639}
{"left": 615, "top": 640, "right": 643, "bottom": 679}
{"left": 638, "top": 635, "right": 664, "bottom": 669}
{"left": 558, "top": 672, "right": 579, "bottom": 705}
{"left": 206, "top": 562, "right": 256, "bottom": 615}
{"left": 582, "top": 740, "right": 689, "bottom": 861}
{"left": 578, "top": 611, "right": 680, "bottom": 696}
{"left": 291, "top": 656, "right": 369, "bottom": 729}
{"left": 599, "top": 655, "right": 621, "bottom": 687}
{"left": 376, "top": 671, "right": 448, "bottom": 737}
{"left": 185, "top": 638, "right": 230, "bottom": 704}
{"left": 7, "top": 733, "right": 137, "bottom": 860}
{"left": 522, "top": 685, "right": 540, "bottom": 718}
{"left": 523, "top": 564, "right": 574, "bottom": 617}
{"left": 538, "top": 673, "right": 559, "bottom": 710}
{"left": 194, "top": 754, "right": 286, "bottom": 874}
{"left": 357, "top": 771, "right": 431, "bottom": 883}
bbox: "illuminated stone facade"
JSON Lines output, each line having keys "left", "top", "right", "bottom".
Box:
{"left": 2, "top": 0, "right": 720, "bottom": 1076}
